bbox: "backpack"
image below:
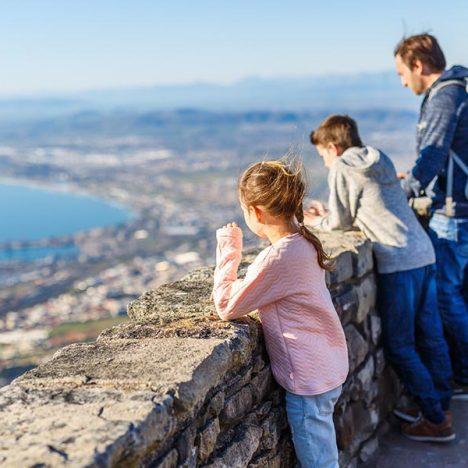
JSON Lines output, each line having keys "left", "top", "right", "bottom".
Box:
{"left": 428, "top": 78, "right": 468, "bottom": 217}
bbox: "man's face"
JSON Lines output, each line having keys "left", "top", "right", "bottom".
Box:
{"left": 395, "top": 54, "right": 426, "bottom": 95}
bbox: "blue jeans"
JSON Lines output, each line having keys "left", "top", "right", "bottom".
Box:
{"left": 428, "top": 214, "right": 468, "bottom": 384}
{"left": 377, "top": 264, "right": 452, "bottom": 423}
{"left": 285, "top": 386, "right": 341, "bottom": 468}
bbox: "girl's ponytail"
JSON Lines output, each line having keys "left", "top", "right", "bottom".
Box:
{"left": 295, "top": 205, "right": 333, "bottom": 271}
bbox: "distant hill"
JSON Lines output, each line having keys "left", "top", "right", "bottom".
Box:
{"left": 0, "top": 108, "right": 418, "bottom": 154}
{"left": 0, "top": 71, "right": 420, "bottom": 123}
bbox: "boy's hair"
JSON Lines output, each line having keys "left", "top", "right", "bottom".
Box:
{"left": 394, "top": 33, "right": 446, "bottom": 72}
{"left": 239, "top": 159, "right": 333, "bottom": 271}
{"left": 310, "top": 115, "right": 363, "bottom": 151}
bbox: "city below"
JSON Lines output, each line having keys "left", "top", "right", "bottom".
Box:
{"left": 0, "top": 107, "right": 418, "bottom": 386}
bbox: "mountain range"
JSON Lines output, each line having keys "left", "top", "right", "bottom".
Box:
{"left": 0, "top": 71, "right": 420, "bottom": 123}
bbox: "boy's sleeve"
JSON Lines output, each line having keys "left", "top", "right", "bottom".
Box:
{"left": 320, "top": 165, "right": 357, "bottom": 231}
{"left": 402, "top": 89, "right": 461, "bottom": 197}
{"left": 212, "top": 227, "right": 288, "bottom": 321}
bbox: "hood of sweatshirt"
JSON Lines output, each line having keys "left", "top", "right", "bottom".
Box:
{"left": 440, "top": 65, "right": 468, "bottom": 81}
{"left": 337, "top": 145, "right": 397, "bottom": 185}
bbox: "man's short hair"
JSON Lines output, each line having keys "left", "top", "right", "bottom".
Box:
{"left": 310, "top": 115, "right": 363, "bottom": 150}
{"left": 394, "top": 33, "right": 446, "bottom": 72}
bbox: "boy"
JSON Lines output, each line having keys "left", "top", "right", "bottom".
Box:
{"left": 306, "top": 114, "right": 454, "bottom": 442}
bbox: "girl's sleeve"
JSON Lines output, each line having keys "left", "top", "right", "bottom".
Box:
{"left": 212, "top": 226, "right": 287, "bottom": 321}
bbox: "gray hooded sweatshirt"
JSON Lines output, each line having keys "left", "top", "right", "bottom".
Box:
{"left": 321, "top": 146, "right": 435, "bottom": 274}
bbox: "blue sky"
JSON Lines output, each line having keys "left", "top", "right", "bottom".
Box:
{"left": 0, "top": 0, "right": 466, "bottom": 96}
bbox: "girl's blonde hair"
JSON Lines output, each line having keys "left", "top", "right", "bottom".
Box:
{"left": 238, "top": 159, "right": 333, "bottom": 271}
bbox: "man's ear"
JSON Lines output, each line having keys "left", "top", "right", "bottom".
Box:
{"left": 413, "top": 59, "right": 424, "bottom": 76}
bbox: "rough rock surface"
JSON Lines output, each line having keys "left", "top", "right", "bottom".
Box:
{"left": 0, "top": 231, "right": 399, "bottom": 467}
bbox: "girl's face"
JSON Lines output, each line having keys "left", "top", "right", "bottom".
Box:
{"left": 240, "top": 201, "right": 267, "bottom": 239}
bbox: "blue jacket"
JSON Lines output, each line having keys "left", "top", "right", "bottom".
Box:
{"left": 402, "top": 65, "right": 468, "bottom": 217}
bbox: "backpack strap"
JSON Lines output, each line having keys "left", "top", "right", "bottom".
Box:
{"left": 446, "top": 150, "right": 468, "bottom": 216}
{"left": 428, "top": 79, "right": 466, "bottom": 102}
{"left": 427, "top": 78, "right": 468, "bottom": 216}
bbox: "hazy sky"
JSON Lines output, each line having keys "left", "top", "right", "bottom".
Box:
{"left": 0, "top": 0, "right": 466, "bottom": 96}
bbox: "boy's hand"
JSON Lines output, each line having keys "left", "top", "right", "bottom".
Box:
{"left": 305, "top": 200, "right": 327, "bottom": 216}
{"left": 303, "top": 212, "right": 324, "bottom": 226}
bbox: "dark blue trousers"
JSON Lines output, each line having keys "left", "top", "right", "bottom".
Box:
{"left": 428, "top": 216, "right": 468, "bottom": 385}
{"left": 377, "top": 264, "right": 453, "bottom": 424}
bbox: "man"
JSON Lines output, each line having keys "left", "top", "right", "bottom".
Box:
{"left": 306, "top": 114, "right": 454, "bottom": 442}
{"left": 394, "top": 34, "right": 468, "bottom": 399}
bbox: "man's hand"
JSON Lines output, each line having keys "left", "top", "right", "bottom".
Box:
{"left": 397, "top": 172, "right": 407, "bottom": 180}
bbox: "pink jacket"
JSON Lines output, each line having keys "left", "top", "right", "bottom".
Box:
{"left": 213, "top": 227, "right": 349, "bottom": 395}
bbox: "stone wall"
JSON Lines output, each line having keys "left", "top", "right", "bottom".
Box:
{"left": 0, "top": 231, "right": 400, "bottom": 467}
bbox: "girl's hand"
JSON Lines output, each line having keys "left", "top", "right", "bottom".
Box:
{"left": 216, "top": 222, "right": 243, "bottom": 255}
{"left": 215, "top": 222, "right": 243, "bottom": 273}
{"left": 222, "top": 222, "right": 238, "bottom": 229}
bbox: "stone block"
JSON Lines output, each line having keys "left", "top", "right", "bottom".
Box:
{"left": 179, "top": 447, "right": 198, "bottom": 468}
{"left": 326, "top": 251, "right": 354, "bottom": 285}
{"left": 251, "top": 366, "right": 272, "bottom": 404}
{"left": 221, "top": 385, "right": 254, "bottom": 423}
{"left": 348, "top": 403, "right": 379, "bottom": 456}
{"left": 252, "top": 354, "right": 266, "bottom": 374}
{"left": 156, "top": 448, "right": 178, "bottom": 468}
{"left": 176, "top": 424, "right": 196, "bottom": 465}
{"left": 335, "top": 405, "right": 354, "bottom": 450}
{"left": 249, "top": 452, "right": 283, "bottom": 468}
{"left": 359, "top": 436, "right": 379, "bottom": 464}
{"left": 198, "top": 418, "right": 220, "bottom": 463}
{"left": 127, "top": 277, "right": 215, "bottom": 323}
{"left": 375, "top": 349, "right": 385, "bottom": 376}
{"left": 255, "top": 400, "right": 273, "bottom": 419}
{"left": 344, "top": 325, "right": 369, "bottom": 373}
{"left": 205, "top": 391, "right": 225, "bottom": 419}
{"left": 224, "top": 368, "right": 253, "bottom": 398}
{"left": 270, "top": 389, "right": 283, "bottom": 406}
{"left": 250, "top": 436, "right": 295, "bottom": 468}
{"left": 332, "top": 287, "right": 358, "bottom": 325}
{"left": 205, "top": 424, "right": 262, "bottom": 468}
{"left": 345, "top": 457, "right": 358, "bottom": 468}
{"left": 376, "top": 368, "right": 400, "bottom": 418}
{"left": 355, "top": 275, "right": 376, "bottom": 323}
{"left": 349, "top": 357, "right": 376, "bottom": 404}
{"left": 260, "top": 408, "right": 281, "bottom": 450}
{"left": 356, "top": 356, "right": 375, "bottom": 389}
{"left": 369, "top": 314, "right": 381, "bottom": 346}
{"left": 353, "top": 240, "right": 374, "bottom": 277}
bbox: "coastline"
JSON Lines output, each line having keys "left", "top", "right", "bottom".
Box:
{"left": 0, "top": 176, "right": 137, "bottom": 216}
{"left": 0, "top": 178, "right": 137, "bottom": 255}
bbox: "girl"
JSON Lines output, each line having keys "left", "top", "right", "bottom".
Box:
{"left": 212, "top": 160, "right": 349, "bottom": 468}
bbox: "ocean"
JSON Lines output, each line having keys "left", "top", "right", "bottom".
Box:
{"left": 0, "top": 181, "right": 132, "bottom": 261}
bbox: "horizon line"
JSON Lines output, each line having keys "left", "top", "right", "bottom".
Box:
{"left": 0, "top": 68, "right": 399, "bottom": 101}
